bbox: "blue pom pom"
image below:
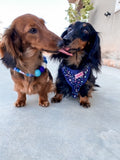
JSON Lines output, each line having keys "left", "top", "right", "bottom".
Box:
{"left": 35, "top": 69, "right": 41, "bottom": 77}
{"left": 39, "top": 66, "right": 45, "bottom": 72}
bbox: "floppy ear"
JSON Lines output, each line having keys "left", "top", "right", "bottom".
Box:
{"left": 88, "top": 33, "right": 101, "bottom": 71}
{"left": 0, "top": 28, "right": 23, "bottom": 68}
{"left": 61, "top": 30, "right": 68, "bottom": 38}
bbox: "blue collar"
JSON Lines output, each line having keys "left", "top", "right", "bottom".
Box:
{"left": 13, "top": 56, "right": 47, "bottom": 77}
{"left": 61, "top": 64, "right": 91, "bottom": 98}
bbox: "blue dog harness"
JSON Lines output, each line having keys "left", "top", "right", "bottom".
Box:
{"left": 61, "top": 64, "right": 91, "bottom": 98}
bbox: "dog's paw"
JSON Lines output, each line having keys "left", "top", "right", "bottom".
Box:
{"left": 51, "top": 97, "right": 61, "bottom": 103}
{"left": 15, "top": 100, "right": 26, "bottom": 107}
{"left": 51, "top": 94, "right": 63, "bottom": 103}
{"left": 80, "top": 102, "right": 91, "bottom": 108}
{"left": 39, "top": 100, "right": 50, "bottom": 107}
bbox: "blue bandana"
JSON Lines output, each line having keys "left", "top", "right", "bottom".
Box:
{"left": 61, "top": 64, "right": 91, "bottom": 98}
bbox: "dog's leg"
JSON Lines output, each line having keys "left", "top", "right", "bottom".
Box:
{"left": 79, "top": 84, "right": 93, "bottom": 108}
{"left": 39, "top": 93, "right": 49, "bottom": 107}
{"left": 51, "top": 93, "right": 63, "bottom": 103}
{"left": 15, "top": 92, "right": 26, "bottom": 107}
{"left": 79, "top": 95, "right": 90, "bottom": 108}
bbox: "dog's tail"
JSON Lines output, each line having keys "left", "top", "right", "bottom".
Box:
{"left": 94, "top": 84, "right": 100, "bottom": 87}
{"left": 92, "top": 83, "right": 100, "bottom": 91}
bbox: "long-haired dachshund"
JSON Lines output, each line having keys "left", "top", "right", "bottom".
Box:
{"left": 0, "top": 14, "right": 61, "bottom": 107}
{"left": 51, "top": 21, "right": 101, "bottom": 108}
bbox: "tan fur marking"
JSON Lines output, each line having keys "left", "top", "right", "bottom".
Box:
{"left": 80, "top": 96, "right": 91, "bottom": 108}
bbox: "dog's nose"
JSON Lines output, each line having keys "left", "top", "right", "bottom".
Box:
{"left": 57, "top": 40, "right": 64, "bottom": 48}
{"left": 63, "top": 38, "right": 71, "bottom": 46}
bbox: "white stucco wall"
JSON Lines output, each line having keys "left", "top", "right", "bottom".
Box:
{"left": 89, "top": 0, "right": 120, "bottom": 53}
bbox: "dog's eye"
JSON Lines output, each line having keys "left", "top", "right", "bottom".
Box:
{"left": 83, "top": 29, "right": 89, "bottom": 34}
{"left": 68, "top": 27, "right": 72, "bottom": 32}
{"left": 28, "top": 28, "right": 37, "bottom": 34}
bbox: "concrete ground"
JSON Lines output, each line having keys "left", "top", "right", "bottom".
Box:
{"left": 0, "top": 59, "right": 120, "bottom": 160}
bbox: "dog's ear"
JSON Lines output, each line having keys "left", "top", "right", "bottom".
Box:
{"left": 0, "top": 28, "right": 23, "bottom": 68}
{"left": 0, "top": 41, "right": 16, "bottom": 68}
{"left": 61, "top": 30, "right": 68, "bottom": 38}
{"left": 0, "top": 41, "right": 2, "bottom": 58}
{"left": 88, "top": 33, "right": 101, "bottom": 71}
{"left": 2, "top": 28, "right": 23, "bottom": 58}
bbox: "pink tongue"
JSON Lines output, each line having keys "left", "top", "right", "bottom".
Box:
{"left": 59, "top": 49, "right": 73, "bottom": 56}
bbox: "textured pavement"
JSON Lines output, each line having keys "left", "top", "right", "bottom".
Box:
{"left": 0, "top": 60, "right": 120, "bottom": 160}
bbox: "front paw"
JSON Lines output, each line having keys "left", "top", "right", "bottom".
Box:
{"left": 51, "top": 94, "right": 63, "bottom": 103}
{"left": 51, "top": 97, "right": 62, "bottom": 103}
{"left": 80, "top": 102, "right": 91, "bottom": 108}
{"left": 15, "top": 100, "right": 26, "bottom": 107}
{"left": 39, "top": 100, "right": 50, "bottom": 107}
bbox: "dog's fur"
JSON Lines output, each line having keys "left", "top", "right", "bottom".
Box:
{"left": 51, "top": 21, "right": 101, "bottom": 107}
{"left": 0, "top": 14, "right": 61, "bottom": 107}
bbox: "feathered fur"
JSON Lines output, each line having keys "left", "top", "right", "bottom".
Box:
{"left": 0, "top": 14, "right": 61, "bottom": 107}
{"left": 51, "top": 21, "right": 101, "bottom": 107}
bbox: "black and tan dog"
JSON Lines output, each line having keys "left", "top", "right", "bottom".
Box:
{"left": 51, "top": 21, "right": 101, "bottom": 108}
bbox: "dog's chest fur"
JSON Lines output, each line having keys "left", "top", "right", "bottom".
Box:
{"left": 10, "top": 51, "right": 54, "bottom": 95}
{"left": 17, "top": 51, "right": 42, "bottom": 74}
{"left": 67, "top": 51, "right": 85, "bottom": 67}
{"left": 11, "top": 70, "right": 53, "bottom": 95}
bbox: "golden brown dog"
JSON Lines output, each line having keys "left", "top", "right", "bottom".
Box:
{"left": 0, "top": 14, "right": 61, "bottom": 107}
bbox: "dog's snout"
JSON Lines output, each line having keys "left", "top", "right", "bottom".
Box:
{"left": 63, "top": 38, "right": 71, "bottom": 46}
{"left": 57, "top": 40, "right": 64, "bottom": 48}
{"left": 62, "top": 33, "right": 72, "bottom": 45}
{"left": 57, "top": 39, "right": 71, "bottom": 47}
